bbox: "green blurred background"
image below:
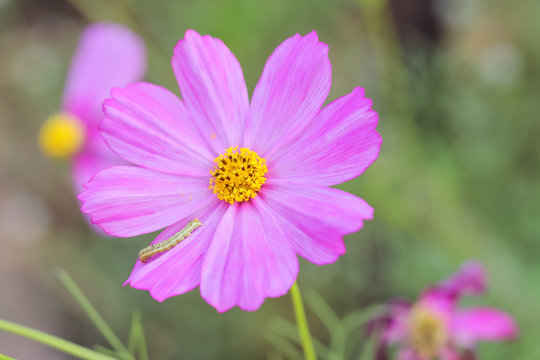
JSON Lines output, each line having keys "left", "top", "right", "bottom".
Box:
{"left": 0, "top": 0, "right": 538, "bottom": 359}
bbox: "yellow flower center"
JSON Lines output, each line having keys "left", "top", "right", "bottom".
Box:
{"left": 409, "top": 305, "right": 448, "bottom": 359}
{"left": 38, "top": 112, "right": 85, "bottom": 158}
{"left": 209, "top": 146, "right": 268, "bottom": 204}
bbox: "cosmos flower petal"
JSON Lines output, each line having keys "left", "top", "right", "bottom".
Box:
{"left": 72, "top": 149, "right": 124, "bottom": 235}
{"left": 172, "top": 30, "right": 249, "bottom": 152}
{"left": 396, "top": 348, "right": 419, "bottom": 360}
{"left": 72, "top": 148, "right": 123, "bottom": 194}
{"left": 451, "top": 307, "right": 517, "bottom": 347}
{"left": 200, "top": 202, "right": 298, "bottom": 312}
{"left": 252, "top": 193, "right": 344, "bottom": 264}
{"left": 382, "top": 301, "right": 413, "bottom": 344}
{"left": 62, "top": 22, "right": 145, "bottom": 123}
{"left": 261, "top": 180, "right": 373, "bottom": 265}
{"left": 439, "top": 347, "right": 461, "bottom": 360}
{"left": 61, "top": 23, "right": 145, "bottom": 203}
{"left": 245, "top": 31, "right": 331, "bottom": 157}
{"left": 102, "top": 82, "right": 214, "bottom": 176}
{"left": 79, "top": 166, "right": 215, "bottom": 237}
{"left": 270, "top": 87, "right": 382, "bottom": 185}
{"left": 421, "top": 260, "right": 486, "bottom": 303}
{"left": 125, "top": 202, "right": 228, "bottom": 301}
{"left": 438, "top": 260, "right": 486, "bottom": 296}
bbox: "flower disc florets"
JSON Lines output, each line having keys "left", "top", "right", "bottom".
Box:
{"left": 209, "top": 146, "right": 268, "bottom": 204}
{"left": 409, "top": 306, "right": 448, "bottom": 359}
{"left": 39, "top": 113, "right": 85, "bottom": 158}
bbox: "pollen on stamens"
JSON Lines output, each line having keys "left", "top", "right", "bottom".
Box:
{"left": 209, "top": 146, "right": 268, "bottom": 205}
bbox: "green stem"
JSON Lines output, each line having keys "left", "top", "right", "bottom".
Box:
{"left": 0, "top": 319, "right": 116, "bottom": 360}
{"left": 56, "top": 269, "right": 133, "bottom": 360}
{"left": 0, "top": 353, "right": 16, "bottom": 360}
{"left": 290, "top": 282, "right": 317, "bottom": 360}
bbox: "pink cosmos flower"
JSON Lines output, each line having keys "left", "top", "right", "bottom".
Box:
{"left": 79, "top": 30, "right": 382, "bottom": 312}
{"left": 376, "top": 261, "right": 517, "bottom": 360}
{"left": 39, "top": 22, "right": 146, "bottom": 193}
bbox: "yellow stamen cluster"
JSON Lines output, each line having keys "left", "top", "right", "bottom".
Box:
{"left": 409, "top": 305, "right": 448, "bottom": 359}
{"left": 209, "top": 146, "right": 268, "bottom": 204}
{"left": 38, "top": 112, "right": 85, "bottom": 158}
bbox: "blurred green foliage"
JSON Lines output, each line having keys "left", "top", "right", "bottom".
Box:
{"left": 0, "top": 0, "right": 539, "bottom": 359}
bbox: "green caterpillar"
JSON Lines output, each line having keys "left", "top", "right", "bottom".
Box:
{"left": 138, "top": 219, "right": 203, "bottom": 263}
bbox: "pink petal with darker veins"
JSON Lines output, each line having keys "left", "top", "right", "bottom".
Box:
{"left": 172, "top": 30, "right": 249, "bottom": 153}
{"left": 79, "top": 166, "right": 215, "bottom": 237}
{"left": 451, "top": 307, "right": 517, "bottom": 347}
{"left": 260, "top": 180, "right": 373, "bottom": 265}
{"left": 62, "top": 22, "right": 145, "bottom": 125}
{"left": 200, "top": 201, "right": 298, "bottom": 312}
{"left": 269, "top": 87, "right": 381, "bottom": 186}
{"left": 245, "top": 31, "right": 331, "bottom": 157}
{"left": 125, "top": 202, "right": 228, "bottom": 302}
{"left": 101, "top": 82, "right": 214, "bottom": 177}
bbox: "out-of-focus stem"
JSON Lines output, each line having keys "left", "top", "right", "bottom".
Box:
{"left": 0, "top": 319, "right": 116, "bottom": 360}
{"left": 290, "top": 282, "right": 317, "bottom": 360}
{"left": 56, "top": 269, "right": 134, "bottom": 360}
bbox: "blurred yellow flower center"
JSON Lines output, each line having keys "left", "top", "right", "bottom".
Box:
{"left": 209, "top": 146, "right": 268, "bottom": 205}
{"left": 39, "top": 112, "right": 85, "bottom": 158}
{"left": 409, "top": 305, "right": 448, "bottom": 359}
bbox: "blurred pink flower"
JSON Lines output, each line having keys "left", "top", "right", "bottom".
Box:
{"left": 377, "top": 261, "right": 517, "bottom": 360}
{"left": 39, "top": 22, "right": 146, "bottom": 193}
{"left": 80, "top": 30, "right": 381, "bottom": 312}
